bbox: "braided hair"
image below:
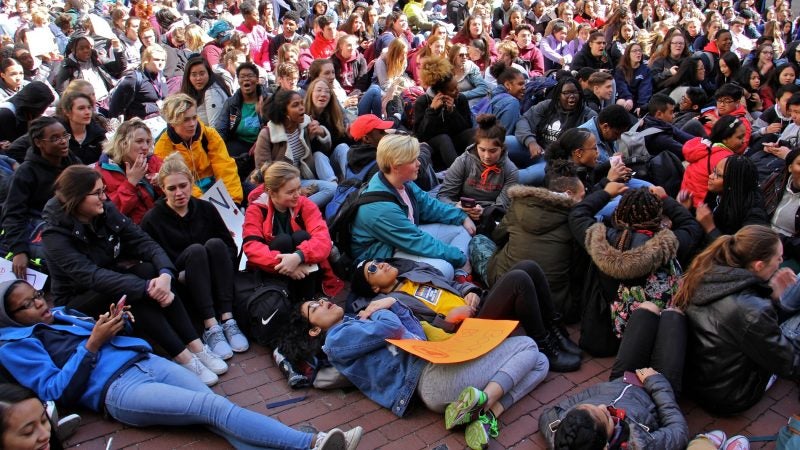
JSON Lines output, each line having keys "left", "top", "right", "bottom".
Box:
{"left": 611, "top": 187, "right": 664, "bottom": 250}
{"left": 553, "top": 408, "right": 608, "bottom": 450}
{"left": 712, "top": 155, "right": 760, "bottom": 235}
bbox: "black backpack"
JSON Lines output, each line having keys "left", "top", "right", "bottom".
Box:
{"left": 327, "top": 188, "right": 401, "bottom": 280}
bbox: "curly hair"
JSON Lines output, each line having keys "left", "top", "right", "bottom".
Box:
{"left": 419, "top": 56, "right": 453, "bottom": 92}
{"left": 553, "top": 408, "right": 608, "bottom": 450}
{"left": 277, "top": 303, "right": 326, "bottom": 367}
{"left": 611, "top": 187, "right": 664, "bottom": 250}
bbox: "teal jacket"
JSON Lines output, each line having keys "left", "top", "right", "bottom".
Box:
{"left": 351, "top": 172, "right": 468, "bottom": 267}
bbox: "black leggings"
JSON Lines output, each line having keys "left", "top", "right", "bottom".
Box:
{"left": 610, "top": 308, "right": 687, "bottom": 392}
{"left": 427, "top": 130, "right": 475, "bottom": 170}
{"left": 477, "top": 260, "right": 555, "bottom": 339}
{"left": 175, "top": 239, "right": 235, "bottom": 321}
{"left": 269, "top": 230, "right": 320, "bottom": 301}
{"left": 60, "top": 262, "right": 199, "bottom": 358}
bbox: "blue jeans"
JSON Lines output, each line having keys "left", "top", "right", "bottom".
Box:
{"left": 104, "top": 355, "right": 313, "bottom": 450}
{"left": 595, "top": 178, "right": 653, "bottom": 221}
{"left": 504, "top": 135, "right": 546, "bottom": 186}
{"left": 358, "top": 84, "right": 383, "bottom": 117}
{"left": 394, "top": 223, "right": 472, "bottom": 280}
{"left": 305, "top": 152, "right": 338, "bottom": 207}
{"left": 331, "top": 143, "right": 350, "bottom": 178}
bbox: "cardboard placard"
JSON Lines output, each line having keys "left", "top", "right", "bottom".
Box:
{"left": 200, "top": 180, "right": 247, "bottom": 270}
{"left": 0, "top": 258, "right": 47, "bottom": 290}
{"left": 386, "top": 318, "right": 518, "bottom": 364}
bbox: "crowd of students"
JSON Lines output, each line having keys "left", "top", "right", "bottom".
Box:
{"left": 0, "top": 0, "right": 800, "bottom": 447}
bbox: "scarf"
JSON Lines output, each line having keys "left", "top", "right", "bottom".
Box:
{"left": 480, "top": 163, "right": 501, "bottom": 187}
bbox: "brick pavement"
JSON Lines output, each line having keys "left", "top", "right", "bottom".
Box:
{"left": 64, "top": 324, "right": 794, "bottom": 450}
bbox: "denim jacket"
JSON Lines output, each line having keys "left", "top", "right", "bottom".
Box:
{"left": 322, "top": 303, "right": 427, "bottom": 416}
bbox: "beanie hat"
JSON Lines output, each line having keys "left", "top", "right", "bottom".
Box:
{"left": 350, "top": 260, "right": 375, "bottom": 298}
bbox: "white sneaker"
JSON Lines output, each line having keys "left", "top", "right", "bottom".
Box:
{"left": 181, "top": 354, "right": 219, "bottom": 386}
{"left": 195, "top": 345, "right": 229, "bottom": 375}
{"left": 343, "top": 426, "right": 363, "bottom": 450}
{"left": 313, "top": 429, "right": 345, "bottom": 450}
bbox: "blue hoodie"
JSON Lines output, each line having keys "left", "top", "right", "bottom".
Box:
{"left": 0, "top": 305, "right": 150, "bottom": 412}
{"left": 490, "top": 84, "right": 521, "bottom": 135}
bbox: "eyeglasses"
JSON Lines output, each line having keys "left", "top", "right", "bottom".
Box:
{"left": 561, "top": 91, "right": 579, "bottom": 98}
{"left": 239, "top": 73, "right": 258, "bottom": 80}
{"left": 88, "top": 187, "right": 107, "bottom": 199}
{"left": 45, "top": 133, "right": 71, "bottom": 144}
{"left": 10, "top": 290, "right": 45, "bottom": 314}
{"left": 365, "top": 259, "right": 386, "bottom": 278}
{"left": 716, "top": 98, "right": 736, "bottom": 105}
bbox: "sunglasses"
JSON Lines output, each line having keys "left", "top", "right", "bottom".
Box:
{"left": 366, "top": 259, "right": 385, "bottom": 275}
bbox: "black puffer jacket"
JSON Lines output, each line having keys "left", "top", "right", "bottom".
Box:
{"left": 684, "top": 266, "right": 800, "bottom": 415}
{"left": 41, "top": 198, "right": 175, "bottom": 306}
{"left": 539, "top": 374, "right": 689, "bottom": 450}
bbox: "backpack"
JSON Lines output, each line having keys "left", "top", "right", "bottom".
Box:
{"left": 326, "top": 188, "right": 401, "bottom": 280}
{"left": 646, "top": 151, "right": 685, "bottom": 198}
{"left": 324, "top": 159, "right": 379, "bottom": 220}
{"left": 520, "top": 72, "right": 558, "bottom": 114}
{"left": 617, "top": 118, "right": 665, "bottom": 177}
{"left": 232, "top": 269, "right": 292, "bottom": 347}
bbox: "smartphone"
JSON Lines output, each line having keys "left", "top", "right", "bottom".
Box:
{"left": 623, "top": 371, "right": 644, "bottom": 387}
{"left": 115, "top": 295, "right": 127, "bottom": 315}
{"left": 460, "top": 197, "right": 477, "bottom": 208}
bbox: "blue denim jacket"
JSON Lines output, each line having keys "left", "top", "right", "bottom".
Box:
{"left": 322, "top": 303, "right": 427, "bottom": 417}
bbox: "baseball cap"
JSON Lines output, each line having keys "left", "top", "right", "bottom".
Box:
{"left": 349, "top": 114, "right": 395, "bottom": 141}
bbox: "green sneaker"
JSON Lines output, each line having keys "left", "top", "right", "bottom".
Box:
{"left": 445, "top": 386, "right": 488, "bottom": 430}
{"left": 465, "top": 411, "right": 499, "bottom": 450}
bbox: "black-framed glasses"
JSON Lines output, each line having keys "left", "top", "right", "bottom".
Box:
{"left": 45, "top": 133, "right": 71, "bottom": 144}
{"left": 88, "top": 187, "right": 107, "bottom": 199}
{"left": 561, "top": 91, "right": 579, "bottom": 98}
{"left": 10, "top": 290, "right": 45, "bottom": 314}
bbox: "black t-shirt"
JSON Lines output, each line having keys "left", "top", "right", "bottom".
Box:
{"left": 272, "top": 208, "right": 292, "bottom": 236}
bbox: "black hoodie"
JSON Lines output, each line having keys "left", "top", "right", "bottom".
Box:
{"left": 0, "top": 147, "right": 82, "bottom": 256}
{"left": 0, "top": 81, "right": 55, "bottom": 143}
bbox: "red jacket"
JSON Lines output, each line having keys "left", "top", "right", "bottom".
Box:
{"left": 96, "top": 154, "right": 163, "bottom": 224}
{"left": 309, "top": 33, "right": 337, "bottom": 60}
{"left": 517, "top": 43, "right": 545, "bottom": 77}
{"left": 680, "top": 137, "right": 733, "bottom": 207}
{"left": 242, "top": 185, "right": 343, "bottom": 297}
{"left": 699, "top": 104, "right": 752, "bottom": 150}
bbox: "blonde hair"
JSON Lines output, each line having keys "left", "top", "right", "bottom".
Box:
{"left": 142, "top": 44, "right": 167, "bottom": 69}
{"left": 161, "top": 93, "right": 197, "bottom": 125}
{"left": 377, "top": 134, "right": 419, "bottom": 173}
{"left": 497, "top": 40, "right": 520, "bottom": 59}
{"left": 385, "top": 38, "right": 409, "bottom": 80}
{"left": 184, "top": 23, "right": 211, "bottom": 52}
{"left": 104, "top": 118, "right": 152, "bottom": 164}
{"left": 262, "top": 161, "right": 301, "bottom": 193}
{"left": 158, "top": 152, "right": 194, "bottom": 186}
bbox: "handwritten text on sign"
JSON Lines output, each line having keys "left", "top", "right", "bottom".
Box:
{"left": 201, "top": 180, "right": 247, "bottom": 270}
{"left": 386, "top": 318, "right": 518, "bottom": 364}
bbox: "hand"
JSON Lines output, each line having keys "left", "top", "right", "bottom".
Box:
{"left": 528, "top": 142, "right": 543, "bottom": 159}
{"left": 457, "top": 202, "right": 483, "bottom": 221}
{"left": 307, "top": 120, "right": 324, "bottom": 138}
{"left": 677, "top": 190, "right": 694, "bottom": 209}
{"left": 607, "top": 162, "right": 631, "bottom": 182}
{"left": 464, "top": 292, "right": 481, "bottom": 310}
{"left": 0, "top": 140, "right": 9, "bottom": 151}
{"left": 770, "top": 267, "right": 797, "bottom": 301}
{"left": 85, "top": 312, "right": 125, "bottom": 352}
{"left": 275, "top": 252, "right": 302, "bottom": 275}
{"left": 766, "top": 123, "right": 783, "bottom": 134}
{"left": 109, "top": 303, "right": 136, "bottom": 323}
{"left": 344, "top": 95, "right": 359, "bottom": 108}
{"left": 126, "top": 154, "right": 148, "bottom": 186}
{"left": 462, "top": 217, "right": 476, "bottom": 236}
{"left": 147, "top": 273, "right": 173, "bottom": 303}
{"left": 431, "top": 93, "right": 446, "bottom": 110}
{"left": 357, "top": 297, "right": 397, "bottom": 320}
{"left": 286, "top": 266, "right": 309, "bottom": 280}
{"left": 649, "top": 186, "right": 668, "bottom": 199}
{"left": 110, "top": 38, "right": 121, "bottom": 49}
{"left": 750, "top": 93, "right": 761, "bottom": 104}
{"left": 669, "top": 65, "right": 679, "bottom": 76}
{"left": 765, "top": 144, "right": 791, "bottom": 159}
{"left": 445, "top": 305, "right": 473, "bottom": 323}
{"left": 696, "top": 203, "right": 715, "bottom": 233}
{"left": 604, "top": 181, "right": 629, "bottom": 197}
{"left": 11, "top": 253, "right": 28, "bottom": 280}
{"left": 635, "top": 367, "right": 658, "bottom": 382}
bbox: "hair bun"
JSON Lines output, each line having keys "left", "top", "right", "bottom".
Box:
{"left": 475, "top": 114, "right": 498, "bottom": 129}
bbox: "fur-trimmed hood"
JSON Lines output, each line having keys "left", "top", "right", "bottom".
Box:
{"left": 585, "top": 222, "right": 678, "bottom": 280}
{"left": 507, "top": 185, "right": 577, "bottom": 209}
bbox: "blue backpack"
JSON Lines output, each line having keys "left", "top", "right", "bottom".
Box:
{"left": 324, "top": 160, "right": 379, "bottom": 221}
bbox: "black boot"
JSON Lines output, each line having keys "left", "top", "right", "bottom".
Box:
{"left": 548, "top": 318, "right": 581, "bottom": 356}
{"left": 537, "top": 332, "right": 582, "bottom": 372}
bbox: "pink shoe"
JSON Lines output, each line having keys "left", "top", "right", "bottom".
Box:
{"left": 695, "top": 430, "right": 726, "bottom": 450}
{"left": 723, "top": 435, "right": 750, "bottom": 450}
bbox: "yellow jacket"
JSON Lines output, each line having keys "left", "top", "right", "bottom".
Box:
{"left": 154, "top": 122, "right": 243, "bottom": 203}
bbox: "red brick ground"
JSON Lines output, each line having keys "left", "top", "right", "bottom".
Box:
{"left": 63, "top": 324, "right": 794, "bottom": 450}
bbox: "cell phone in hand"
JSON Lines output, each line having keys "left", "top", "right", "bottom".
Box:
{"left": 460, "top": 197, "right": 477, "bottom": 208}
{"left": 623, "top": 371, "right": 644, "bottom": 387}
{"left": 115, "top": 295, "right": 127, "bottom": 315}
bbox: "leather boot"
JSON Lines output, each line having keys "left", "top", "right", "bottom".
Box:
{"left": 548, "top": 320, "right": 581, "bottom": 356}
{"left": 536, "top": 332, "right": 582, "bottom": 372}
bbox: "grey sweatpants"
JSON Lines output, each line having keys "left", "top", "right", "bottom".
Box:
{"left": 415, "top": 336, "right": 550, "bottom": 413}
